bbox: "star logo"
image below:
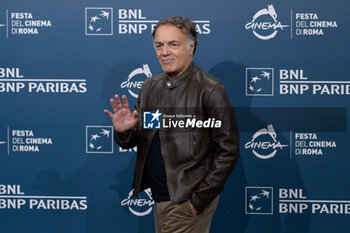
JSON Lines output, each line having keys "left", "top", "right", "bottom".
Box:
{"left": 261, "top": 71, "right": 271, "bottom": 80}
{"left": 246, "top": 68, "right": 274, "bottom": 96}
{"left": 261, "top": 189, "right": 270, "bottom": 198}
{"left": 86, "top": 126, "right": 114, "bottom": 154}
{"left": 91, "top": 134, "right": 101, "bottom": 141}
{"left": 99, "top": 11, "right": 110, "bottom": 20}
{"left": 150, "top": 110, "right": 162, "bottom": 122}
{"left": 85, "top": 8, "right": 113, "bottom": 36}
{"left": 101, "top": 129, "right": 110, "bottom": 137}
{"left": 90, "top": 16, "right": 100, "bottom": 23}
{"left": 245, "top": 186, "right": 273, "bottom": 215}
{"left": 143, "top": 110, "right": 162, "bottom": 129}
{"left": 250, "top": 195, "right": 261, "bottom": 202}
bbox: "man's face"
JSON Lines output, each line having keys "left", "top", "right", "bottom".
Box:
{"left": 154, "top": 24, "right": 194, "bottom": 79}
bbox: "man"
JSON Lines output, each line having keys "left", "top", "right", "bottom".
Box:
{"left": 104, "top": 16, "right": 239, "bottom": 233}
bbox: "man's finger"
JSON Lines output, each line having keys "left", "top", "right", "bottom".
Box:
{"left": 110, "top": 98, "right": 118, "bottom": 113}
{"left": 122, "top": 95, "right": 129, "bottom": 109}
{"left": 132, "top": 110, "right": 139, "bottom": 119}
{"left": 115, "top": 94, "right": 123, "bottom": 110}
{"left": 104, "top": 109, "right": 114, "bottom": 119}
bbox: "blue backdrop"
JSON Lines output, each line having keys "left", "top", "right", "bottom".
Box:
{"left": 1, "top": 0, "right": 349, "bottom": 232}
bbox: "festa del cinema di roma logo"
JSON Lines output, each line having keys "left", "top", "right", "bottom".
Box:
{"left": 121, "top": 188, "right": 154, "bottom": 216}
{"left": 121, "top": 64, "right": 152, "bottom": 99}
{"left": 245, "top": 124, "right": 288, "bottom": 159}
{"left": 245, "top": 4, "right": 289, "bottom": 40}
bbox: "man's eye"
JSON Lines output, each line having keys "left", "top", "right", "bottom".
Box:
{"left": 155, "top": 44, "right": 163, "bottom": 49}
{"left": 172, "top": 43, "right": 179, "bottom": 47}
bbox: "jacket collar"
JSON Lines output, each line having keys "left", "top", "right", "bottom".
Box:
{"left": 163, "top": 62, "right": 194, "bottom": 89}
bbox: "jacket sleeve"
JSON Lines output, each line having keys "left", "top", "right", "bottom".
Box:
{"left": 114, "top": 127, "right": 139, "bottom": 149}
{"left": 190, "top": 84, "right": 240, "bottom": 213}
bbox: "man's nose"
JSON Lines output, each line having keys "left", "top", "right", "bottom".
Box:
{"left": 161, "top": 45, "right": 170, "bottom": 56}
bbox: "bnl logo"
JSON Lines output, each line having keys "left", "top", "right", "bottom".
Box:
{"left": 143, "top": 110, "right": 161, "bottom": 129}
{"left": 86, "top": 126, "right": 114, "bottom": 153}
{"left": 85, "top": 7, "right": 113, "bottom": 36}
{"left": 246, "top": 68, "right": 274, "bottom": 96}
{"left": 245, "top": 186, "right": 273, "bottom": 215}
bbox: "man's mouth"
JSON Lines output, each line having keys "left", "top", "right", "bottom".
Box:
{"left": 162, "top": 59, "right": 174, "bottom": 64}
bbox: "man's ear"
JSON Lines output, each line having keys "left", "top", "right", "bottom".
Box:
{"left": 190, "top": 43, "right": 195, "bottom": 56}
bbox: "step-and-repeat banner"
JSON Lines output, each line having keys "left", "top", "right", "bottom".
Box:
{"left": 1, "top": 0, "right": 349, "bottom": 232}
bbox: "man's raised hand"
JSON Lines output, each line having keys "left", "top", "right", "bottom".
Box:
{"left": 104, "top": 95, "right": 138, "bottom": 133}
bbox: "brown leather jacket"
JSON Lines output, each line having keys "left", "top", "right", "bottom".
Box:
{"left": 116, "top": 63, "right": 239, "bottom": 213}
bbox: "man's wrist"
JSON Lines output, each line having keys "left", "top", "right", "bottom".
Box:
{"left": 115, "top": 129, "right": 132, "bottom": 141}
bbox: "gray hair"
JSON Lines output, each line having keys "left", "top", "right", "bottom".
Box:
{"left": 152, "top": 16, "right": 198, "bottom": 55}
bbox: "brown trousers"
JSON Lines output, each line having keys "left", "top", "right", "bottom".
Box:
{"left": 154, "top": 196, "right": 219, "bottom": 233}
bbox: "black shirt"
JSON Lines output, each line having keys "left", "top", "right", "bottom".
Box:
{"left": 144, "top": 131, "right": 170, "bottom": 202}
